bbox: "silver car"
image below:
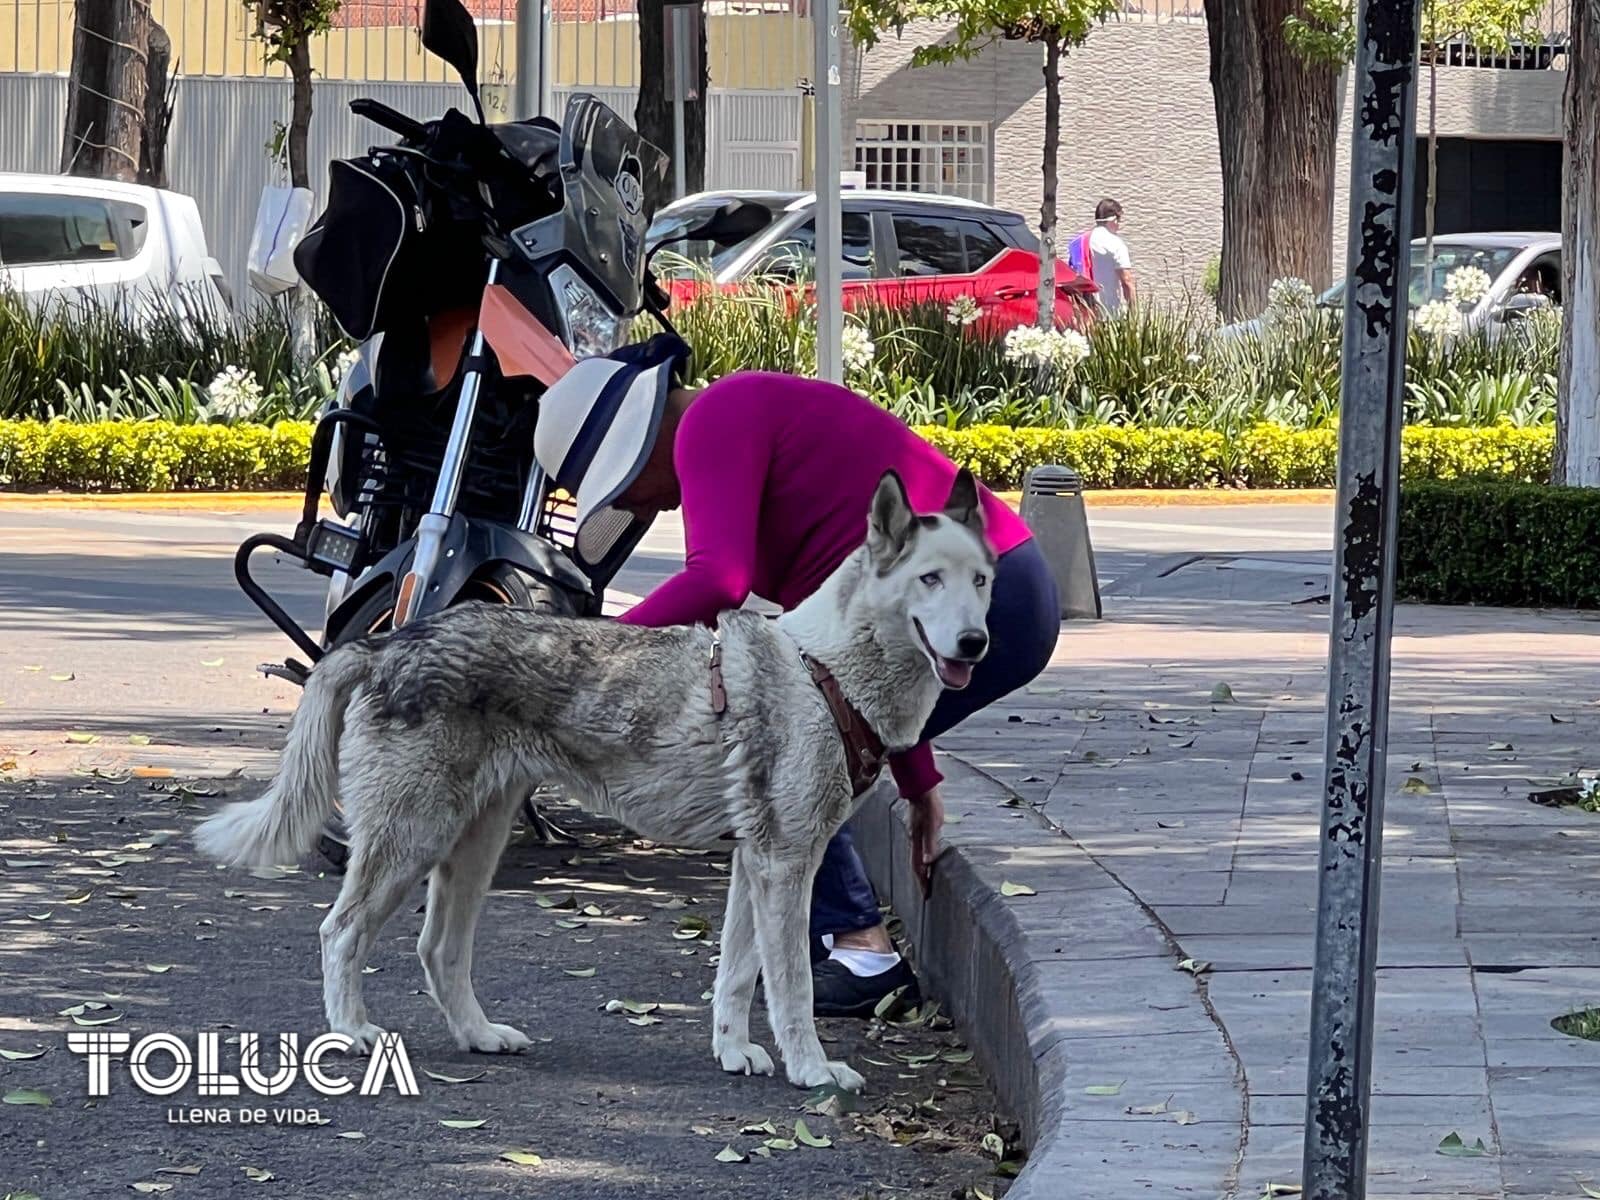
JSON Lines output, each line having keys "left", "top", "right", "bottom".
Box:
{"left": 1221, "top": 232, "right": 1561, "bottom": 338}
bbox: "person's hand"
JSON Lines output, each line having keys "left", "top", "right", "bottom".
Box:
{"left": 908, "top": 786, "right": 945, "bottom": 896}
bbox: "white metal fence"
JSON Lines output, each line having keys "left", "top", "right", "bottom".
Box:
{"left": 0, "top": 72, "right": 803, "bottom": 307}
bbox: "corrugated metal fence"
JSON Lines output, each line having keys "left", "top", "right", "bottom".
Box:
{"left": 0, "top": 73, "right": 802, "bottom": 306}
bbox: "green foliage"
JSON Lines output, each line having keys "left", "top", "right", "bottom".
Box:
{"left": 0, "top": 420, "right": 315, "bottom": 492}
{"left": 1399, "top": 481, "right": 1600, "bottom": 609}
{"left": 1286, "top": 0, "right": 1548, "bottom": 66}
{"left": 912, "top": 422, "right": 1550, "bottom": 489}
{"left": 843, "top": 0, "right": 1119, "bottom": 62}
{"left": 663, "top": 286, "right": 1558, "bottom": 433}
{"left": 247, "top": 0, "right": 343, "bottom": 62}
{"left": 0, "top": 289, "right": 347, "bottom": 423}
{"left": 1201, "top": 256, "right": 1222, "bottom": 305}
{"left": 0, "top": 419, "right": 1551, "bottom": 494}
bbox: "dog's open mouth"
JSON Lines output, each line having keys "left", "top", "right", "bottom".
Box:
{"left": 914, "top": 619, "right": 976, "bottom": 690}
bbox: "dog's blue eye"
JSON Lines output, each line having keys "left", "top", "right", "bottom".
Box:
{"left": 920, "top": 572, "right": 942, "bottom": 588}
{"left": 975, "top": 573, "right": 988, "bottom": 588}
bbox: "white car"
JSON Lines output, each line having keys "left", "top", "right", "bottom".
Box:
{"left": 1219, "top": 232, "right": 1561, "bottom": 339}
{"left": 0, "top": 173, "right": 230, "bottom": 318}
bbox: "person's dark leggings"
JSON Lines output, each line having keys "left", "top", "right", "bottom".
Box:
{"left": 809, "top": 537, "right": 1061, "bottom": 940}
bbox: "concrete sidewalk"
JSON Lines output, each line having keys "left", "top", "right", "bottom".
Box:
{"left": 866, "top": 596, "right": 1600, "bottom": 1199}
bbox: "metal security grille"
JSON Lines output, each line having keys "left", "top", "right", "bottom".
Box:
{"left": 853, "top": 121, "right": 989, "bottom": 202}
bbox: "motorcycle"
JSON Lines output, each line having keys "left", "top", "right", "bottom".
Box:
{"left": 234, "top": 0, "right": 768, "bottom": 865}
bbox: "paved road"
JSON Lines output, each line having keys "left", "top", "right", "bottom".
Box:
{"left": 0, "top": 499, "right": 1333, "bottom": 736}
{"left": 0, "top": 496, "right": 1332, "bottom": 1198}
{"left": 0, "top": 499, "right": 1036, "bottom": 1198}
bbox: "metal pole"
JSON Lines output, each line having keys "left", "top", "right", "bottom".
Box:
{"left": 811, "top": 0, "right": 843, "bottom": 384}
{"left": 671, "top": 4, "right": 689, "bottom": 201}
{"left": 1301, "top": 0, "right": 1423, "bottom": 1195}
{"left": 515, "top": 0, "right": 547, "bottom": 119}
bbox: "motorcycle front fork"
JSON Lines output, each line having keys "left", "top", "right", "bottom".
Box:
{"left": 392, "top": 260, "right": 551, "bottom": 627}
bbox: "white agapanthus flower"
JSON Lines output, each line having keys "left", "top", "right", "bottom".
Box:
{"left": 1266, "top": 277, "right": 1316, "bottom": 317}
{"left": 1413, "top": 299, "right": 1463, "bottom": 340}
{"left": 946, "top": 295, "right": 982, "bottom": 328}
{"left": 335, "top": 347, "right": 361, "bottom": 383}
{"left": 1003, "top": 325, "right": 1091, "bottom": 371}
{"left": 841, "top": 321, "right": 876, "bottom": 375}
{"left": 206, "top": 365, "right": 264, "bottom": 422}
{"left": 1443, "top": 265, "right": 1492, "bottom": 308}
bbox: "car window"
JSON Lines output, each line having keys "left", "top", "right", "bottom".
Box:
{"left": 748, "top": 213, "right": 874, "bottom": 281}
{"left": 891, "top": 214, "right": 968, "bottom": 277}
{"left": 959, "top": 221, "right": 1007, "bottom": 270}
{"left": 646, "top": 199, "right": 784, "bottom": 277}
{"left": 0, "top": 194, "right": 123, "bottom": 267}
{"left": 110, "top": 199, "right": 150, "bottom": 257}
{"left": 1515, "top": 252, "right": 1561, "bottom": 304}
{"left": 1319, "top": 243, "right": 1526, "bottom": 309}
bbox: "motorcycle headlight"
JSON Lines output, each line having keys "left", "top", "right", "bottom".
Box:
{"left": 549, "top": 263, "right": 625, "bottom": 359}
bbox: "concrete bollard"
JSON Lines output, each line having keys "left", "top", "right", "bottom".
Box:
{"left": 1018, "top": 465, "right": 1102, "bottom": 620}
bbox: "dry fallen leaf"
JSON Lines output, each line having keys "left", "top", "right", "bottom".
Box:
{"left": 500, "top": 1150, "right": 543, "bottom": 1166}
{"left": 999, "top": 881, "right": 1036, "bottom": 898}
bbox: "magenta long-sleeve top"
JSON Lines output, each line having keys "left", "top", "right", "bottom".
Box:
{"left": 616, "top": 372, "right": 1032, "bottom": 799}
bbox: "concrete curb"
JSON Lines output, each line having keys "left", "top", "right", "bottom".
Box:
{"left": 851, "top": 757, "right": 1248, "bottom": 1198}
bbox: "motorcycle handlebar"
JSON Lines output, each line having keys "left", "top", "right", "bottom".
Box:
{"left": 350, "top": 98, "right": 427, "bottom": 143}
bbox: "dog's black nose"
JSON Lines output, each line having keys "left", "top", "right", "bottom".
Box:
{"left": 957, "top": 630, "right": 989, "bottom": 660}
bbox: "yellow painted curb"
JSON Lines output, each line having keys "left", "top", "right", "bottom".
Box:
{"left": 0, "top": 491, "right": 305, "bottom": 511}
{"left": 2, "top": 487, "right": 1337, "bottom": 512}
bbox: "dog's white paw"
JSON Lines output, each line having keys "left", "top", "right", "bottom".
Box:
{"left": 333, "top": 1022, "right": 388, "bottom": 1054}
{"left": 788, "top": 1059, "right": 866, "bottom": 1093}
{"left": 459, "top": 1022, "right": 532, "bottom": 1054}
{"left": 716, "top": 1040, "right": 776, "bottom": 1077}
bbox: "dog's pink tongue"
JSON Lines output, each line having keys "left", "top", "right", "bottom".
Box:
{"left": 938, "top": 659, "right": 975, "bottom": 690}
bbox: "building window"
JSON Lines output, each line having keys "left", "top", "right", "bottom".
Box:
{"left": 854, "top": 122, "right": 990, "bottom": 203}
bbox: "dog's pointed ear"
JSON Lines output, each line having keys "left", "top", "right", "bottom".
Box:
{"left": 868, "top": 469, "right": 916, "bottom": 564}
{"left": 943, "top": 468, "right": 984, "bottom": 537}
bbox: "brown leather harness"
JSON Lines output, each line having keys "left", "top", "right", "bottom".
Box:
{"left": 708, "top": 639, "right": 886, "bottom": 798}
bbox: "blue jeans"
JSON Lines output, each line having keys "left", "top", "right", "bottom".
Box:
{"left": 809, "top": 537, "right": 1061, "bottom": 940}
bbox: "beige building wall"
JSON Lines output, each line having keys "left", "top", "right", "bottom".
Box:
{"left": 847, "top": 18, "right": 1566, "bottom": 304}
{"left": 0, "top": 3, "right": 803, "bottom": 89}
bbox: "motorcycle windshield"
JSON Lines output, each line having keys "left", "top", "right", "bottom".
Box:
{"left": 557, "top": 94, "right": 670, "bottom": 316}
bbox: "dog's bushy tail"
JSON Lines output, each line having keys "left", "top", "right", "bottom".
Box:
{"left": 194, "top": 645, "right": 372, "bottom": 867}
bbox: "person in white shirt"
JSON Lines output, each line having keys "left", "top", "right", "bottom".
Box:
{"left": 1087, "top": 198, "right": 1136, "bottom": 314}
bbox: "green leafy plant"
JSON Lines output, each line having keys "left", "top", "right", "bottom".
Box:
{"left": 1398, "top": 480, "right": 1600, "bottom": 608}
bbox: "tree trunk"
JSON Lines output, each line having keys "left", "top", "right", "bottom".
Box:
{"left": 62, "top": 0, "right": 151, "bottom": 181}
{"left": 1555, "top": 0, "right": 1600, "bottom": 485}
{"left": 636, "top": 0, "right": 709, "bottom": 214}
{"left": 138, "top": 18, "right": 174, "bottom": 188}
{"left": 286, "top": 37, "right": 315, "bottom": 190}
{"left": 1037, "top": 34, "right": 1061, "bottom": 331}
{"left": 1423, "top": 52, "right": 1438, "bottom": 297}
{"left": 1204, "top": 0, "right": 1340, "bottom": 319}
{"left": 286, "top": 37, "right": 317, "bottom": 364}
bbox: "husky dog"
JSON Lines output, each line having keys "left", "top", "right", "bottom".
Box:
{"left": 195, "top": 469, "right": 994, "bottom": 1091}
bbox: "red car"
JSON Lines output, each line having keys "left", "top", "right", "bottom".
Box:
{"left": 647, "top": 189, "right": 1098, "bottom": 332}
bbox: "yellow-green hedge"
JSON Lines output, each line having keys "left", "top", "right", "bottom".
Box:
{"left": 917, "top": 423, "right": 1554, "bottom": 490}
{"left": 0, "top": 418, "right": 1555, "bottom": 493}
{"left": 0, "top": 420, "right": 314, "bottom": 492}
